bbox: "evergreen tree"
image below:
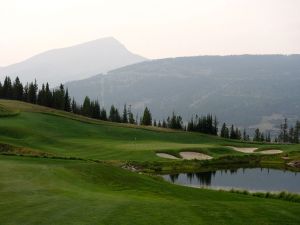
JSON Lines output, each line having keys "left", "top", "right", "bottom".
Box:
{"left": 162, "top": 119, "right": 167, "bottom": 128}
{"left": 242, "top": 129, "right": 247, "bottom": 141}
{"left": 260, "top": 133, "right": 265, "bottom": 142}
{"left": 64, "top": 89, "right": 71, "bottom": 112}
{"left": 37, "top": 84, "right": 46, "bottom": 105}
{"left": 158, "top": 120, "right": 162, "bottom": 127}
{"left": 0, "top": 82, "right": 2, "bottom": 98}
{"left": 283, "top": 118, "right": 289, "bottom": 143}
{"left": 3, "top": 76, "right": 13, "bottom": 98}
{"left": 28, "top": 80, "right": 38, "bottom": 104}
{"left": 236, "top": 128, "right": 241, "bottom": 140}
{"left": 266, "top": 132, "right": 271, "bottom": 142}
{"left": 167, "top": 112, "right": 183, "bottom": 130}
{"left": 122, "top": 104, "right": 128, "bottom": 123}
{"left": 253, "top": 128, "right": 261, "bottom": 142}
{"left": 71, "top": 98, "right": 78, "bottom": 113}
{"left": 23, "top": 83, "right": 29, "bottom": 102}
{"left": 109, "top": 105, "right": 121, "bottom": 122}
{"left": 230, "top": 125, "right": 236, "bottom": 139}
{"left": 294, "top": 121, "right": 300, "bottom": 143}
{"left": 100, "top": 108, "right": 107, "bottom": 121}
{"left": 82, "top": 96, "right": 91, "bottom": 116}
{"left": 127, "top": 105, "right": 135, "bottom": 124}
{"left": 12, "top": 77, "right": 23, "bottom": 100}
{"left": 45, "top": 83, "right": 52, "bottom": 107}
{"left": 91, "top": 100, "right": 100, "bottom": 119}
{"left": 221, "top": 123, "right": 229, "bottom": 138}
{"left": 141, "top": 107, "right": 152, "bottom": 126}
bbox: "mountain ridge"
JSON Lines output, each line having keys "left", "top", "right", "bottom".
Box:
{"left": 65, "top": 54, "right": 300, "bottom": 133}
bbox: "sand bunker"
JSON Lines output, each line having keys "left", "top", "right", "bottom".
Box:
{"left": 156, "top": 153, "right": 179, "bottom": 160}
{"left": 179, "top": 152, "right": 213, "bottom": 160}
{"left": 227, "top": 146, "right": 258, "bottom": 153}
{"left": 227, "top": 146, "right": 282, "bottom": 155}
{"left": 258, "top": 150, "right": 282, "bottom": 154}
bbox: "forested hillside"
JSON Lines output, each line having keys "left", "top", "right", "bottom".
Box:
{"left": 66, "top": 55, "right": 300, "bottom": 134}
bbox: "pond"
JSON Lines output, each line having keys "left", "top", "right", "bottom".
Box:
{"left": 162, "top": 168, "right": 300, "bottom": 193}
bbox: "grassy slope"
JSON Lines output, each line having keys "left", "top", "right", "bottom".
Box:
{"left": 1, "top": 100, "right": 299, "bottom": 161}
{"left": 0, "top": 99, "right": 300, "bottom": 224}
{"left": 1, "top": 156, "right": 300, "bottom": 225}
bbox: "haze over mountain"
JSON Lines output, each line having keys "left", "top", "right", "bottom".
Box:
{"left": 0, "top": 37, "right": 147, "bottom": 86}
{"left": 65, "top": 55, "right": 300, "bottom": 133}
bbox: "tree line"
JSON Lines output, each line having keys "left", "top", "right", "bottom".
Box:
{"left": 275, "top": 119, "right": 300, "bottom": 144}
{"left": 0, "top": 76, "right": 152, "bottom": 126}
{"left": 1, "top": 76, "right": 299, "bottom": 143}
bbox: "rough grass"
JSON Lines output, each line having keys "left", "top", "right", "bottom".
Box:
{"left": 0, "top": 103, "right": 19, "bottom": 117}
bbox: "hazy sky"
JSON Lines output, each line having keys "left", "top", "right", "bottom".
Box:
{"left": 0, "top": 0, "right": 300, "bottom": 66}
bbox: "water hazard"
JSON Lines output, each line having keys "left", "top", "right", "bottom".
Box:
{"left": 162, "top": 168, "right": 300, "bottom": 193}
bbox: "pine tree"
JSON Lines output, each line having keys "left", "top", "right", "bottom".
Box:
{"left": 109, "top": 105, "right": 121, "bottom": 122}
{"left": 162, "top": 119, "right": 167, "bottom": 128}
{"left": 283, "top": 118, "right": 289, "bottom": 143}
{"left": 230, "top": 125, "right": 236, "bottom": 139}
{"left": 242, "top": 129, "right": 247, "bottom": 141}
{"left": 3, "top": 76, "right": 13, "bottom": 99}
{"left": 266, "top": 132, "right": 271, "bottom": 142}
{"left": 23, "top": 83, "right": 29, "bottom": 102}
{"left": 213, "top": 115, "right": 218, "bottom": 135}
{"left": 64, "top": 89, "right": 71, "bottom": 112}
{"left": 91, "top": 100, "right": 100, "bottom": 119}
{"left": 71, "top": 98, "right": 78, "bottom": 113}
{"left": 253, "top": 128, "right": 261, "bottom": 142}
{"left": 100, "top": 108, "right": 107, "bottom": 120}
{"left": 141, "top": 107, "right": 152, "bottom": 126}
{"left": 45, "top": 83, "right": 52, "bottom": 107}
{"left": 260, "top": 133, "right": 265, "bottom": 142}
{"left": 158, "top": 120, "right": 161, "bottom": 127}
{"left": 0, "top": 82, "right": 2, "bottom": 98}
{"left": 82, "top": 96, "right": 91, "bottom": 116}
{"left": 12, "top": 77, "right": 23, "bottom": 100}
{"left": 122, "top": 104, "right": 128, "bottom": 123}
{"left": 109, "top": 105, "right": 116, "bottom": 121}
{"left": 37, "top": 84, "right": 46, "bottom": 105}
{"left": 294, "top": 121, "right": 300, "bottom": 143}
{"left": 28, "top": 80, "right": 38, "bottom": 104}
{"left": 221, "top": 123, "right": 228, "bottom": 138}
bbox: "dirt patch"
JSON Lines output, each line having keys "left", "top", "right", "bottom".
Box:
{"left": 156, "top": 153, "right": 179, "bottom": 160}
{"left": 0, "top": 143, "right": 53, "bottom": 157}
{"left": 258, "top": 150, "right": 283, "bottom": 154}
{"left": 179, "top": 152, "right": 213, "bottom": 160}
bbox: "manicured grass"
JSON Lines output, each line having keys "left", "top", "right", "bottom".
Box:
{"left": 1, "top": 100, "right": 299, "bottom": 162}
{"left": 1, "top": 155, "right": 300, "bottom": 225}
{"left": 0, "top": 99, "right": 300, "bottom": 224}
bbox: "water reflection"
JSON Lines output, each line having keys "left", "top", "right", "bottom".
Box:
{"left": 163, "top": 168, "right": 300, "bottom": 193}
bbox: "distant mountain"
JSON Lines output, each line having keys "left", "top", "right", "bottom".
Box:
{"left": 0, "top": 37, "right": 147, "bottom": 86}
{"left": 65, "top": 55, "right": 300, "bottom": 133}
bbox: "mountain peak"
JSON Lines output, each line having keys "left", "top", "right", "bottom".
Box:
{"left": 0, "top": 37, "right": 147, "bottom": 86}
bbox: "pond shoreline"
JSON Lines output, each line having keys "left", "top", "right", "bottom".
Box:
{"left": 128, "top": 154, "right": 300, "bottom": 175}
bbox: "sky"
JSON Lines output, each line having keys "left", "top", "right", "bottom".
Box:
{"left": 0, "top": 0, "right": 300, "bottom": 66}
